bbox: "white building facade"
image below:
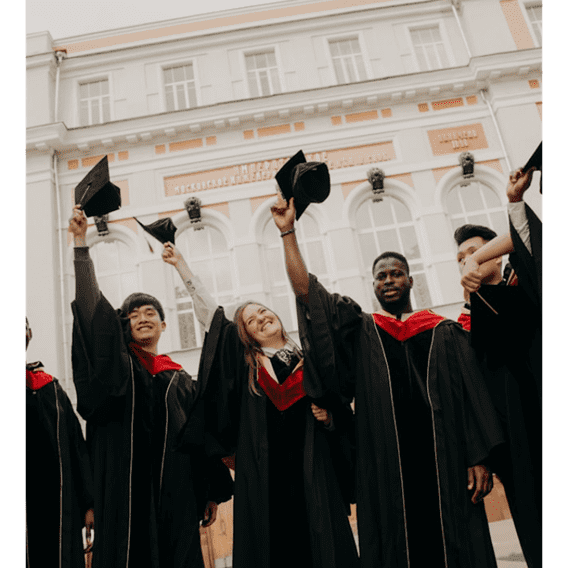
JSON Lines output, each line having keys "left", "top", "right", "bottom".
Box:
{"left": 27, "top": 0, "right": 542, "bottom": 401}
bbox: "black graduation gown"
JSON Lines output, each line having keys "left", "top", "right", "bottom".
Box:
{"left": 71, "top": 294, "right": 234, "bottom": 568}
{"left": 467, "top": 202, "right": 542, "bottom": 568}
{"left": 194, "top": 307, "right": 359, "bottom": 568}
{"left": 298, "top": 274, "right": 505, "bottom": 568}
{"left": 26, "top": 371, "right": 94, "bottom": 568}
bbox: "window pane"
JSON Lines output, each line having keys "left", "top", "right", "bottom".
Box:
{"left": 259, "top": 71, "right": 270, "bottom": 96}
{"left": 446, "top": 189, "right": 462, "bottom": 215}
{"left": 412, "top": 273, "right": 432, "bottom": 309}
{"left": 90, "top": 81, "right": 101, "bottom": 97}
{"left": 91, "top": 101, "right": 100, "bottom": 125}
{"left": 178, "top": 312, "right": 197, "bottom": 349}
{"left": 358, "top": 233, "right": 377, "bottom": 267}
{"left": 305, "top": 241, "right": 326, "bottom": 274}
{"left": 481, "top": 185, "right": 500, "bottom": 208}
{"left": 165, "top": 87, "right": 175, "bottom": 112}
{"left": 164, "top": 68, "right": 173, "bottom": 83}
{"left": 490, "top": 211, "right": 509, "bottom": 235}
{"left": 431, "top": 27, "right": 442, "bottom": 42}
{"left": 101, "top": 80, "right": 109, "bottom": 95}
{"left": 267, "top": 51, "right": 276, "bottom": 67}
{"left": 188, "top": 87, "right": 197, "bottom": 108}
{"left": 469, "top": 213, "right": 490, "bottom": 226}
{"left": 80, "top": 100, "right": 89, "bottom": 126}
{"left": 248, "top": 72, "right": 259, "bottom": 97}
{"left": 329, "top": 41, "right": 340, "bottom": 56}
{"left": 79, "top": 84, "right": 89, "bottom": 98}
{"left": 176, "top": 84, "right": 187, "bottom": 110}
{"left": 355, "top": 55, "right": 367, "bottom": 81}
{"left": 102, "top": 98, "right": 111, "bottom": 123}
{"left": 270, "top": 68, "right": 281, "bottom": 94}
{"left": 399, "top": 226, "right": 420, "bottom": 260}
{"left": 301, "top": 215, "right": 319, "bottom": 238}
{"left": 333, "top": 60, "right": 345, "bottom": 84}
{"left": 193, "top": 260, "right": 213, "bottom": 290}
{"left": 355, "top": 204, "right": 372, "bottom": 229}
{"left": 267, "top": 248, "right": 287, "bottom": 282}
{"left": 173, "top": 66, "right": 184, "bottom": 82}
{"left": 425, "top": 44, "right": 437, "bottom": 69}
{"left": 185, "top": 64, "right": 194, "bottom": 80}
{"left": 345, "top": 58, "right": 357, "bottom": 83}
{"left": 93, "top": 241, "right": 119, "bottom": 272}
{"left": 376, "top": 229, "right": 399, "bottom": 253}
{"left": 415, "top": 48, "right": 427, "bottom": 71}
{"left": 209, "top": 228, "right": 226, "bottom": 254}
{"left": 392, "top": 199, "right": 411, "bottom": 223}
{"left": 461, "top": 186, "right": 484, "bottom": 211}
{"left": 214, "top": 258, "right": 232, "bottom": 293}
{"left": 371, "top": 200, "right": 394, "bottom": 226}
{"left": 436, "top": 44, "right": 449, "bottom": 68}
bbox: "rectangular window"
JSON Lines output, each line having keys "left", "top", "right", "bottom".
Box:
{"left": 525, "top": 3, "right": 542, "bottom": 47}
{"left": 245, "top": 51, "right": 282, "bottom": 97}
{"left": 329, "top": 37, "right": 367, "bottom": 84}
{"left": 164, "top": 64, "right": 198, "bottom": 111}
{"left": 410, "top": 25, "right": 450, "bottom": 71}
{"left": 79, "top": 79, "right": 111, "bottom": 126}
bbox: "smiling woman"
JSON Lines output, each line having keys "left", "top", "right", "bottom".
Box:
{"left": 161, "top": 241, "right": 359, "bottom": 568}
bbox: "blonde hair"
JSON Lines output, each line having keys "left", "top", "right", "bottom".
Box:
{"left": 233, "top": 301, "right": 289, "bottom": 396}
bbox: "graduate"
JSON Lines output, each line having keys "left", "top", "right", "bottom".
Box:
{"left": 26, "top": 317, "right": 94, "bottom": 568}
{"left": 68, "top": 205, "right": 233, "bottom": 568}
{"left": 456, "top": 162, "right": 542, "bottom": 568}
{"left": 272, "top": 194, "right": 505, "bottom": 568}
{"left": 161, "top": 241, "right": 359, "bottom": 568}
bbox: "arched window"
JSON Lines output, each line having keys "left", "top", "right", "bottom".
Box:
{"left": 446, "top": 180, "right": 508, "bottom": 235}
{"left": 354, "top": 196, "right": 432, "bottom": 310}
{"left": 174, "top": 226, "right": 235, "bottom": 349}
{"left": 89, "top": 239, "right": 138, "bottom": 308}
{"left": 261, "top": 213, "right": 330, "bottom": 331}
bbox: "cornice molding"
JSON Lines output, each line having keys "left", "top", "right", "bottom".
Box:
{"left": 26, "top": 49, "right": 541, "bottom": 153}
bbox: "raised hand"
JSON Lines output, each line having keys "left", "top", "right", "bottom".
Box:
{"left": 271, "top": 192, "right": 296, "bottom": 234}
{"left": 69, "top": 205, "right": 88, "bottom": 245}
{"left": 506, "top": 167, "right": 535, "bottom": 203}
{"left": 161, "top": 242, "right": 182, "bottom": 267}
{"left": 460, "top": 256, "right": 482, "bottom": 294}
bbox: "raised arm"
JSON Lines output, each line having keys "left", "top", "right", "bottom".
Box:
{"left": 161, "top": 242, "right": 218, "bottom": 332}
{"left": 460, "top": 167, "right": 536, "bottom": 294}
{"left": 69, "top": 205, "right": 101, "bottom": 322}
{"left": 270, "top": 194, "right": 310, "bottom": 300}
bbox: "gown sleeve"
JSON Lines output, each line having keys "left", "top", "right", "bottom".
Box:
{"left": 191, "top": 306, "right": 248, "bottom": 458}
{"left": 296, "top": 273, "right": 363, "bottom": 401}
{"left": 58, "top": 382, "right": 95, "bottom": 514}
{"left": 508, "top": 203, "right": 542, "bottom": 309}
{"left": 442, "top": 323, "right": 505, "bottom": 468}
{"left": 71, "top": 247, "right": 132, "bottom": 422}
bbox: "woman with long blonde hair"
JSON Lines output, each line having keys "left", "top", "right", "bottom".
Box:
{"left": 162, "top": 242, "right": 358, "bottom": 568}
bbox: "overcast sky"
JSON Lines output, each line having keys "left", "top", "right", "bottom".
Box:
{"left": 26, "top": 0, "right": 289, "bottom": 40}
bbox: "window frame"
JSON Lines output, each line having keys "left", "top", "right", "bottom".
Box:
{"left": 325, "top": 32, "right": 372, "bottom": 86}
{"left": 75, "top": 74, "right": 114, "bottom": 127}
{"left": 520, "top": 1, "right": 543, "bottom": 48}
{"left": 159, "top": 58, "right": 201, "bottom": 112}
{"left": 404, "top": 19, "right": 455, "bottom": 73}
{"left": 240, "top": 44, "right": 286, "bottom": 99}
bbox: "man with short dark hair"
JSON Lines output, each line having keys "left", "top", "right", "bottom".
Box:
{"left": 69, "top": 205, "right": 233, "bottom": 568}
{"left": 26, "top": 317, "right": 94, "bottom": 568}
{"left": 271, "top": 195, "right": 505, "bottom": 568}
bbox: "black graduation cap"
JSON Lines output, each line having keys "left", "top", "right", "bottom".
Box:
{"left": 275, "top": 150, "right": 331, "bottom": 220}
{"left": 522, "top": 142, "right": 542, "bottom": 193}
{"left": 134, "top": 217, "right": 177, "bottom": 245}
{"left": 74, "top": 156, "right": 122, "bottom": 217}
